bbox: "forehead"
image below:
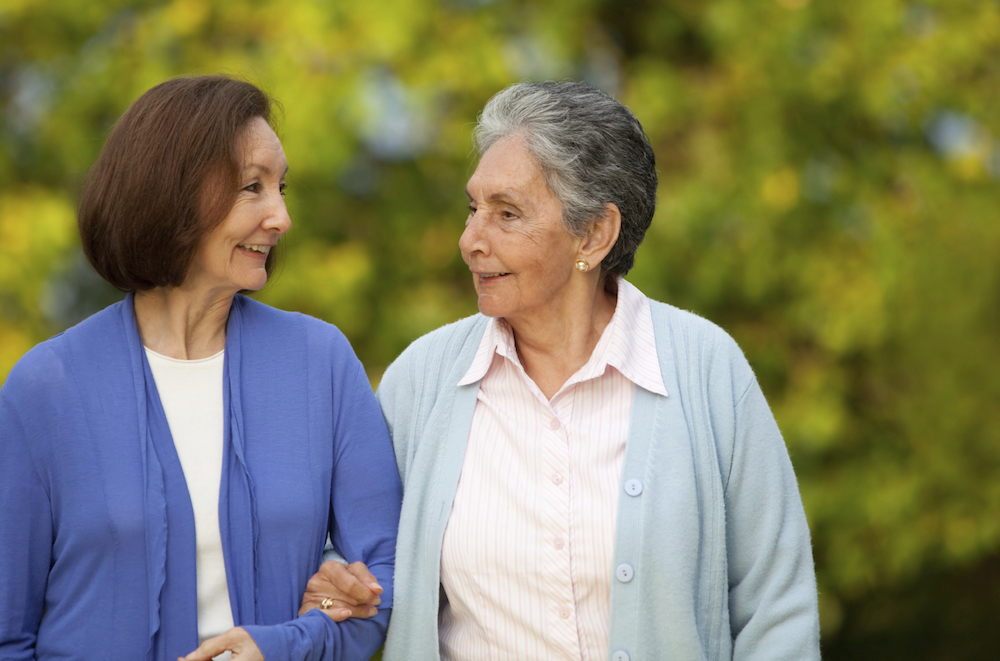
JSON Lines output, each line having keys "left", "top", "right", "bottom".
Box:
{"left": 240, "top": 117, "right": 285, "bottom": 164}
{"left": 467, "top": 135, "right": 548, "bottom": 199}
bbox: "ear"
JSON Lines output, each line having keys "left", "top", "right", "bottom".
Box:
{"left": 578, "top": 202, "right": 621, "bottom": 267}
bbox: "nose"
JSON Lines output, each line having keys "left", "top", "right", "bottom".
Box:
{"left": 264, "top": 191, "right": 292, "bottom": 237}
{"left": 459, "top": 212, "right": 486, "bottom": 259}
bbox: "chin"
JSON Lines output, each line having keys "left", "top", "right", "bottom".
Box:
{"left": 236, "top": 278, "right": 267, "bottom": 293}
{"left": 476, "top": 297, "right": 512, "bottom": 319}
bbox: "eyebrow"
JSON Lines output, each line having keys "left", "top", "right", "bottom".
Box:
{"left": 465, "top": 187, "right": 523, "bottom": 206}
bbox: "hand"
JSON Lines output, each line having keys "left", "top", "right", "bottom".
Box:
{"left": 298, "top": 560, "right": 383, "bottom": 621}
{"left": 179, "top": 627, "right": 262, "bottom": 661}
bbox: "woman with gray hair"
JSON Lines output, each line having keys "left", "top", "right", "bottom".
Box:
{"left": 305, "top": 81, "right": 821, "bottom": 660}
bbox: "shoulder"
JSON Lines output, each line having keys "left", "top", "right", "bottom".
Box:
{"left": 648, "top": 299, "right": 738, "bottom": 349}
{"left": 234, "top": 296, "right": 353, "bottom": 351}
{"left": 3, "top": 301, "right": 127, "bottom": 400}
{"left": 1, "top": 302, "right": 132, "bottom": 449}
{"left": 400, "top": 313, "right": 487, "bottom": 357}
{"left": 381, "top": 314, "right": 487, "bottom": 387}
{"left": 646, "top": 298, "right": 755, "bottom": 397}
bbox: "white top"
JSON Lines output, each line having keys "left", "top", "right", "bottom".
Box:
{"left": 145, "top": 347, "right": 235, "bottom": 648}
{"left": 442, "top": 279, "right": 668, "bottom": 660}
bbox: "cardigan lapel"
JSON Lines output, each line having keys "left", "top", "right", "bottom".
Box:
{"left": 218, "top": 296, "right": 261, "bottom": 625}
{"left": 121, "top": 294, "right": 200, "bottom": 659}
{"left": 121, "top": 294, "right": 170, "bottom": 659}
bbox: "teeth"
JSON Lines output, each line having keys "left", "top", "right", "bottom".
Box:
{"left": 239, "top": 244, "right": 271, "bottom": 254}
{"left": 481, "top": 273, "right": 506, "bottom": 278}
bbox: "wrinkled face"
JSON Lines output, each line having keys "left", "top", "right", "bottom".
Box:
{"left": 187, "top": 116, "right": 290, "bottom": 295}
{"left": 460, "top": 135, "right": 582, "bottom": 325}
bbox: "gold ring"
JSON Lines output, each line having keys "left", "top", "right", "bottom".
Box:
{"left": 320, "top": 597, "right": 335, "bottom": 609}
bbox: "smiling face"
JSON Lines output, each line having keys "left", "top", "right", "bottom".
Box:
{"left": 186, "top": 116, "right": 290, "bottom": 296}
{"left": 460, "top": 135, "right": 584, "bottom": 326}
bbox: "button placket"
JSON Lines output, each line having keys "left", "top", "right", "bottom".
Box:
{"left": 540, "top": 400, "right": 576, "bottom": 658}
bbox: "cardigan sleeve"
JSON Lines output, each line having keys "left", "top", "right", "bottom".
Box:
{"left": 720, "top": 355, "right": 821, "bottom": 660}
{"left": 375, "top": 350, "right": 418, "bottom": 486}
{"left": 243, "top": 362, "right": 402, "bottom": 661}
{"left": 0, "top": 390, "right": 51, "bottom": 660}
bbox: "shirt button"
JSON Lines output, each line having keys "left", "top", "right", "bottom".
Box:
{"left": 551, "top": 473, "right": 563, "bottom": 485}
{"left": 624, "top": 479, "right": 643, "bottom": 496}
{"left": 554, "top": 538, "right": 565, "bottom": 550}
{"left": 550, "top": 418, "right": 561, "bottom": 430}
{"left": 611, "top": 652, "right": 630, "bottom": 661}
{"left": 616, "top": 563, "right": 635, "bottom": 583}
{"left": 559, "top": 605, "right": 572, "bottom": 619}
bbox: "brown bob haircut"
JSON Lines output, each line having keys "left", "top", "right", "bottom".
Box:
{"left": 78, "top": 75, "right": 278, "bottom": 292}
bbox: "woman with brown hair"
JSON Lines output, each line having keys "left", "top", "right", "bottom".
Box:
{"left": 0, "top": 75, "right": 401, "bottom": 661}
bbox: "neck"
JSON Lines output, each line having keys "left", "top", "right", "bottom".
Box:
{"left": 507, "top": 277, "right": 617, "bottom": 400}
{"left": 133, "top": 286, "right": 235, "bottom": 360}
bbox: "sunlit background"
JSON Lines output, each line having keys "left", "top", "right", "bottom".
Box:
{"left": 3, "top": 0, "right": 999, "bottom": 657}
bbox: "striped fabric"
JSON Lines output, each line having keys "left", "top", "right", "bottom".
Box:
{"left": 442, "top": 279, "right": 667, "bottom": 660}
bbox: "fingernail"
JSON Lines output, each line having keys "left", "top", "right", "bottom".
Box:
{"left": 339, "top": 609, "right": 351, "bottom": 618}
{"left": 370, "top": 582, "right": 383, "bottom": 593}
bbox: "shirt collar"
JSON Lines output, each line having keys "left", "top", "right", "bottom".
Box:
{"left": 457, "top": 278, "right": 668, "bottom": 397}
{"left": 458, "top": 315, "right": 513, "bottom": 386}
{"left": 603, "top": 278, "right": 668, "bottom": 396}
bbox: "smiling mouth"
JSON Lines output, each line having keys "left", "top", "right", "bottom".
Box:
{"left": 479, "top": 272, "right": 509, "bottom": 279}
{"left": 238, "top": 243, "right": 271, "bottom": 255}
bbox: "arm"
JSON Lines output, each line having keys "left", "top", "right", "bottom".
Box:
{"left": 724, "top": 376, "right": 821, "bottom": 660}
{"left": 238, "top": 363, "right": 403, "bottom": 661}
{"left": 0, "top": 392, "right": 52, "bottom": 659}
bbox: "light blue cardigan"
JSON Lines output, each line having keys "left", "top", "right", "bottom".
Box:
{"left": 0, "top": 294, "right": 402, "bottom": 661}
{"left": 378, "top": 299, "right": 821, "bottom": 661}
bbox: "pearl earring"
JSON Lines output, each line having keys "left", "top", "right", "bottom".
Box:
{"left": 575, "top": 259, "right": 589, "bottom": 272}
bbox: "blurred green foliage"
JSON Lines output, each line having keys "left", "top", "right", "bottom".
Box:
{"left": 2, "top": 0, "right": 999, "bottom": 657}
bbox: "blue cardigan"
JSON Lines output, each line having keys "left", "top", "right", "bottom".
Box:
{"left": 378, "top": 300, "right": 821, "bottom": 660}
{"left": 0, "top": 294, "right": 402, "bottom": 661}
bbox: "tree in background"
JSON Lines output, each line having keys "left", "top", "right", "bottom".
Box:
{"left": 2, "top": 0, "right": 999, "bottom": 658}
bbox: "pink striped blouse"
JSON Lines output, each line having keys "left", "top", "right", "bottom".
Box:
{"left": 441, "top": 279, "right": 668, "bottom": 661}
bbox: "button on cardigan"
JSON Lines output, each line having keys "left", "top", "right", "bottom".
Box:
{"left": 378, "top": 295, "right": 821, "bottom": 661}
{"left": 0, "top": 294, "right": 402, "bottom": 661}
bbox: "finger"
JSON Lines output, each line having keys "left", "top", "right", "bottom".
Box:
{"left": 310, "top": 561, "right": 378, "bottom": 605}
{"left": 310, "top": 561, "right": 365, "bottom": 598}
{"left": 303, "top": 582, "right": 369, "bottom": 608}
{"left": 299, "top": 595, "right": 352, "bottom": 619}
{"left": 180, "top": 631, "right": 233, "bottom": 661}
{"left": 300, "top": 597, "right": 354, "bottom": 620}
{"left": 346, "top": 561, "right": 383, "bottom": 596}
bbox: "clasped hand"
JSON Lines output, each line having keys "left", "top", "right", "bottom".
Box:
{"left": 299, "top": 560, "right": 383, "bottom": 621}
{"left": 177, "top": 561, "right": 381, "bottom": 660}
